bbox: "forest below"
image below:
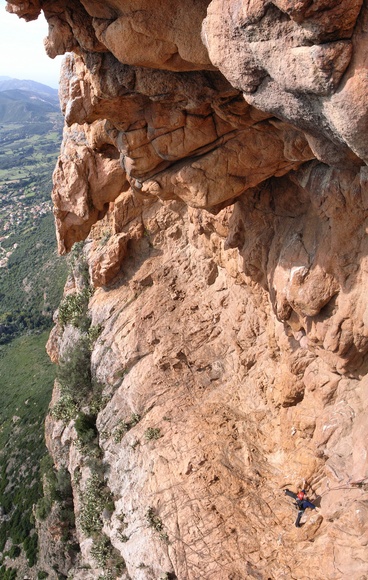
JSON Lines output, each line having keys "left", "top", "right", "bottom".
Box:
{"left": 0, "top": 79, "right": 67, "bottom": 578}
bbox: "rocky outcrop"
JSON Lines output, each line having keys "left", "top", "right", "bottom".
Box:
{"left": 5, "top": 0, "right": 368, "bottom": 578}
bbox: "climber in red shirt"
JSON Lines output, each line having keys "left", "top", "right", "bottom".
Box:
{"left": 284, "top": 489, "right": 316, "bottom": 527}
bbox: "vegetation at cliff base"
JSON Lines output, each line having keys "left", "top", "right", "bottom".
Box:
{"left": 0, "top": 332, "right": 55, "bottom": 566}
{"left": 0, "top": 79, "right": 67, "bottom": 576}
{"left": 0, "top": 213, "right": 67, "bottom": 344}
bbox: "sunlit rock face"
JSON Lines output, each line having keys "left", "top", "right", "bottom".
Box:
{"left": 6, "top": 0, "right": 368, "bottom": 578}
{"left": 53, "top": 51, "right": 314, "bottom": 253}
{"left": 203, "top": 0, "right": 367, "bottom": 165}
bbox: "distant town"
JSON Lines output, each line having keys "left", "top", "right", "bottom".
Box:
{"left": 0, "top": 179, "right": 54, "bottom": 267}
{"left": 0, "top": 87, "right": 62, "bottom": 267}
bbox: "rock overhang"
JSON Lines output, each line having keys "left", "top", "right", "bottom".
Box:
{"left": 6, "top": 0, "right": 368, "bottom": 369}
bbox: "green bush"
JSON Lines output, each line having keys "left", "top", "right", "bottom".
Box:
{"left": 35, "top": 496, "right": 52, "bottom": 521}
{"left": 145, "top": 427, "right": 161, "bottom": 441}
{"left": 91, "top": 534, "right": 125, "bottom": 576}
{"left": 23, "top": 533, "right": 38, "bottom": 567}
{"left": 90, "top": 535, "right": 113, "bottom": 568}
{"left": 146, "top": 507, "right": 169, "bottom": 542}
{"left": 7, "top": 544, "right": 21, "bottom": 559}
{"left": 0, "top": 567, "right": 17, "bottom": 580}
{"left": 79, "top": 475, "right": 114, "bottom": 536}
{"left": 75, "top": 413, "right": 97, "bottom": 445}
{"left": 56, "top": 467, "right": 73, "bottom": 500}
{"left": 35, "top": 462, "right": 73, "bottom": 522}
{"left": 9, "top": 506, "right": 33, "bottom": 544}
{"left": 50, "top": 395, "right": 78, "bottom": 423}
{"left": 88, "top": 324, "right": 103, "bottom": 346}
{"left": 60, "top": 506, "right": 75, "bottom": 528}
{"left": 0, "top": 525, "right": 7, "bottom": 552}
{"left": 39, "top": 454, "right": 54, "bottom": 478}
{"left": 88, "top": 384, "right": 110, "bottom": 417}
{"left": 113, "top": 422, "right": 128, "bottom": 443}
{"left": 1, "top": 492, "right": 13, "bottom": 515}
{"left": 146, "top": 507, "right": 164, "bottom": 531}
{"left": 113, "top": 414, "right": 141, "bottom": 443}
{"left": 68, "top": 244, "right": 90, "bottom": 287}
{"left": 58, "top": 288, "right": 92, "bottom": 330}
{"left": 57, "top": 336, "right": 92, "bottom": 402}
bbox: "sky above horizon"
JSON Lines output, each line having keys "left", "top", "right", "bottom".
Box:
{"left": 0, "top": 0, "right": 63, "bottom": 88}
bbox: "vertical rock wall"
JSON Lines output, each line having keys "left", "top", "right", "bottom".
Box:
{"left": 5, "top": 0, "right": 368, "bottom": 578}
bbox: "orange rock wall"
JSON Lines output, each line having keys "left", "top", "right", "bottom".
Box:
{"left": 6, "top": 0, "right": 368, "bottom": 578}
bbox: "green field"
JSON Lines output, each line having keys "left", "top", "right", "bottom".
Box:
{"left": 0, "top": 117, "right": 62, "bottom": 183}
{"left": 0, "top": 332, "right": 55, "bottom": 567}
{"left": 0, "top": 212, "right": 68, "bottom": 343}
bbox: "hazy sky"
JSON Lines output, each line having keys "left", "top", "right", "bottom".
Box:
{"left": 0, "top": 0, "right": 63, "bottom": 88}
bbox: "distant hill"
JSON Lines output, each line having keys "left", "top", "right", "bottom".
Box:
{"left": 0, "top": 77, "right": 59, "bottom": 122}
{"left": 0, "top": 88, "right": 60, "bottom": 123}
{"left": 0, "top": 77, "right": 58, "bottom": 99}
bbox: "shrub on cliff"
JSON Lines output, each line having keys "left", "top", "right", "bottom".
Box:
{"left": 68, "top": 242, "right": 89, "bottom": 287}
{"left": 113, "top": 413, "right": 141, "bottom": 443}
{"left": 145, "top": 427, "right": 161, "bottom": 440}
{"left": 57, "top": 336, "right": 92, "bottom": 402}
{"left": 90, "top": 533, "right": 126, "bottom": 576}
{"left": 79, "top": 474, "right": 114, "bottom": 536}
{"left": 35, "top": 456, "right": 74, "bottom": 521}
{"left": 55, "top": 467, "right": 73, "bottom": 500}
{"left": 75, "top": 413, "right": 98, "bottom": 445}
{"left": 90, "top": 534, "right": 113, "bottom": 568}
{"left": 58, "top": 288, "right": 92, "bottom": 330}
{"left": 50, "top": 395, "right": 78, "bottom": 423}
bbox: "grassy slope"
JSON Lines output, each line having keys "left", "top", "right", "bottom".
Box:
{"left": 0, "top": 332, "right": 55, "bottom": 562}
{"left": 0, "top": 117, "right": 61, "bottom": 182}
{"left": 0, "top": 88, "right": 59, "bottom": 124}
{"left": 0, "top": 212, "right": 67, "bottom": 316}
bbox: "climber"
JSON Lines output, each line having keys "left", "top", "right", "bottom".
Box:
{"left": 284, "top": 489, "right": 316, "bottom": 527}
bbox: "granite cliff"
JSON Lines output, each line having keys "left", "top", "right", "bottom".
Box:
{"left": 5, "top": 0, "right": 368, "bottom": 578}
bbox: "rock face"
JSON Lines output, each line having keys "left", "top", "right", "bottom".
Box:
{"left": 5, "top": 0, "right": 368, "bottom": 578}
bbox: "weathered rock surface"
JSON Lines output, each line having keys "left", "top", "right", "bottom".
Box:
{"left": 5, "top": 0, "right": 368, "bottom": 578}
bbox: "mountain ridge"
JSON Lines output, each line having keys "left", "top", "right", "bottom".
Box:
{"left": 0, "top": 77, "right": 58, "bottom": 96}
{"left": 0, "top": 83, "right": 59, "bottom": 123}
